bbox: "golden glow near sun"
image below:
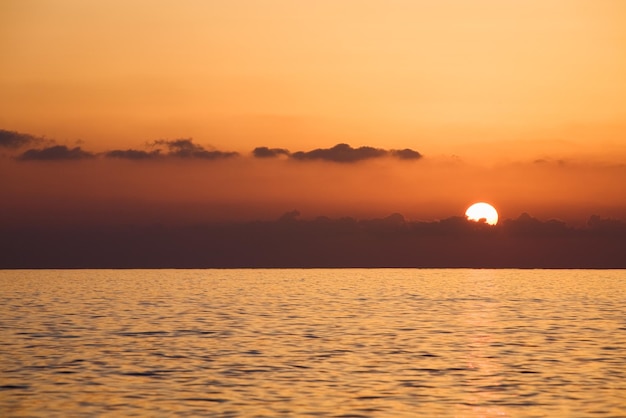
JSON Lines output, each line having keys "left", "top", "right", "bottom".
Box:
{"left": 465, "top": 202, "right": 499, "bottom": 225}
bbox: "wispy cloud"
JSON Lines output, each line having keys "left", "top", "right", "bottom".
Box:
{"left": 103, "top": 138, "right": 239, "bottom": 161}
{"left": 152, "top": 138, "right": 239, "bottom": 159}
{"left": 0, "top": 129, "right": 40, "bottom": 149}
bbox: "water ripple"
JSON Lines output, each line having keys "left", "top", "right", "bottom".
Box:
{"left": 1, "top": 269, "right": 625, "bottom": 417}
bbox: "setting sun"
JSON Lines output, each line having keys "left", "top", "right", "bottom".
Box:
{"left": 465, "top": 202, "right": 499, "bottom": 225}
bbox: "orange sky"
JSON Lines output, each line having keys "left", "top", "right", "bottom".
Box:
{"left": 1, "top": 0, "right": 625, "bottom": 225}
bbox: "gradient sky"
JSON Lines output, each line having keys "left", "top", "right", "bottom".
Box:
{"left": 1, "top": 0, "right": 625, "bottom": 225}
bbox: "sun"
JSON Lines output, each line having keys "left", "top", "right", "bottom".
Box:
{"left": 465, "top": 202, "right": 499, "bottom": 225}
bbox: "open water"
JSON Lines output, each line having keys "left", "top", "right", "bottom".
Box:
{"left": 0, "top": 269, "right": 625, "bottom": 417}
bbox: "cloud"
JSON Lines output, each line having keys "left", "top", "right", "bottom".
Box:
{"left": 587, "top": 215, "right": 626, "bottom": 234}
{"left": 289, "top": 143, "right": 422, "bottom": 163}
{"left": 0, "top": 129, "right": 39, "bottom": 149}
{"left": 391, "top": 148, "right": 422, "bottom": 160}
{"left": 17, "top": 145, "right": 95, "bottom": 161}
{"left": 104, "top": 139, "right": 238, "bottom": 160}
{"left": 533, "top": 158, "right": 567, "bottom": 166}
{"left": 277, "top": 209, "right": 300, "bottom": 222}
{"left": 105, "top": 149, "right": 162, "bottom": 160}
{"left": 152, "top": 138, "right": 238, "bottom": 159}
{"left": 291, "top": 143, "right": 387, "bottom": 163}
{"left": 501, "top": 212, "right": 571, "bottom": 236}
{"left": 253, "top": 144, "right": 422, "bottom": 162}
{"left": 253, "top": 146, "right": 290, "bottom": 158}
{"left": 4, "top": 130, "right": 420, "bottom": 165}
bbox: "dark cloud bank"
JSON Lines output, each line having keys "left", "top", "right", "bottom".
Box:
{"left": 4, "top": 129, "right": 422, "bottom": 163}
{"left": 11, "top": 141, "right": 239, "bottom": 161}
{"left": 0, "top": 129, "right": 97, "bottom": 161}
{"left": 103, "top": 138, "right": 239, "bottom": 160}
{"left": 1, "top": 213, "right": 624, "bottom": 268}
{"left": 14, "top": 141, "right": 421, "bottom": 163}
{"left": 253, "top": 143, "right": 422, "bottom": 162}
{"left": 253, "top": 146, "right": 291, "bottom": 158}
{"left": 17, "top": 145, "right": 95, "bottom": 161}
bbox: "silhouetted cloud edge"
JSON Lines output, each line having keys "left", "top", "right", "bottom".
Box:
{"left": 252, "top": 143, "right": 422, "bottom": 162}
{"left": 17, "top": 145, "right": 96, "bottom": 161}
{"left": 0, "top": 129, "right": 42, "bottom": 149}
{"left": 252, "top": 147, "right": 290, "bottom": 158}
{"left": 105, "top": 138, "right": 239, "bottom": 160}
{"left": 4, "top": 129, "right": 426, "bottom": 163}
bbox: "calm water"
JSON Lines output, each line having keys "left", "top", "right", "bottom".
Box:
{"left": 1, "top": 269, "right": 625, "bottom": 417}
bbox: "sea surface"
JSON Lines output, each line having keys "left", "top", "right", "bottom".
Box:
{"left": 1, "top": 269, "right": 625, "bottom": 417}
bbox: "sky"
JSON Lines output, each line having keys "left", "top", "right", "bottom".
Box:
{"left": 1, "top": 0, "right": 626, "bottom": 227}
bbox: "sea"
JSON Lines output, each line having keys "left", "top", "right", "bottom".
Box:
{"left": 1, "top": 269, "right": 625, "bottom": 417}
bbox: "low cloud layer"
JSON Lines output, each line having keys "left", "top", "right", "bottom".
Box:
{"left": 105, "top": 149, "right": 162, "bottom": 160}
{"left": 17, "top": 145, "right": 95, "bottom": 161}
{"left": 252, "top": 143, "right": 423, "bottom": 163}
{"left": 1, "top": 212, "right": 624, "bottom": 268}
